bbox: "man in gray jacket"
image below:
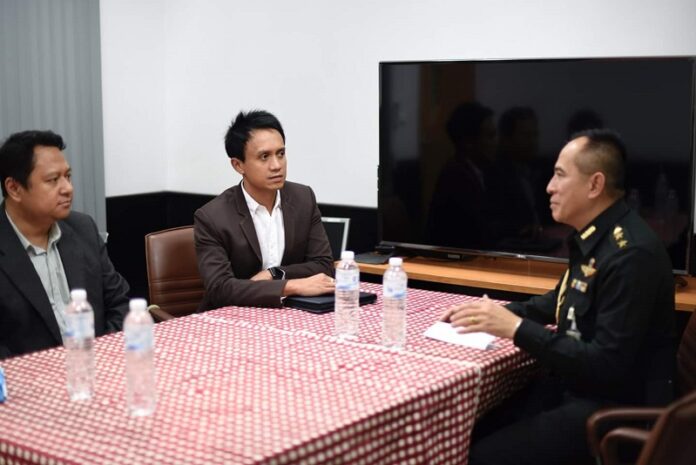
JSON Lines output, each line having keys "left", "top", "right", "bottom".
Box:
{"left": 0, "top": 130, "right": 130, "bottom": 359}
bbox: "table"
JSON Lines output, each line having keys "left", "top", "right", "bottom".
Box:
{"left": 0, "top": 285, "right": 535, "bottom": 464}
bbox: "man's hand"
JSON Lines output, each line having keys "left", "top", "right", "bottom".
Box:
{"left": 441, "top": 295, "right": 522, "bottom": 340}
{"left": 283, "top": 273, "right": 335, "bottom": 297}
{"left": 250, "top": 270, "right": 273, "bottom": 281}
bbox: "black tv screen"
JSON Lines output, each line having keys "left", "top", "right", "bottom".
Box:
{"left": 379, "top": 57, "right": 696, "bottom": 273}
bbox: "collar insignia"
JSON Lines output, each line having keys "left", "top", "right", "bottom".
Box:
{"left": 580, "top": 225, "right": 596, "bottom": 240}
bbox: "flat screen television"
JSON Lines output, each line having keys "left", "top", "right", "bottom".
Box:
{"left": 379, "top": 57, "right": 696, "bottom": 273}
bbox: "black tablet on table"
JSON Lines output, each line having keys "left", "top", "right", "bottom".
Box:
{"left": 284, "top": 292, "right": 377, "bottom": 314}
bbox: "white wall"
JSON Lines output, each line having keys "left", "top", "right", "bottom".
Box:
{"left": 101, "top": 0, "right": 167, "bottom": 196}
{"left": 101, "top": 0, "right": 696, "bottom": 206}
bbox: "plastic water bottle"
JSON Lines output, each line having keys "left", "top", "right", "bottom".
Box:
{"left": 63, "top": 289, "right": 95, "bottom": 401}
{"left": 382, "top": 257, "right": 408, "bottom": 348}
{"left": 124, "top": 298, "right": 156, "bottom": 416}
{"left": 335, "top": 250, "right": 360, "bottom": 338}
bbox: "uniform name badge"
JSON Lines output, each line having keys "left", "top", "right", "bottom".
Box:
{"left": 566, "top": 306, "right": 581, "bottom": 340}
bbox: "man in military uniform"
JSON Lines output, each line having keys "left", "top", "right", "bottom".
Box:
{"left": 443, "top": 129, "right": 676, "bottom": 465}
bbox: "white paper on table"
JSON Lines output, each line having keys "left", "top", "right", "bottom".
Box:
{"left": 423, "top": 321, "right": 496, "bottom": 350}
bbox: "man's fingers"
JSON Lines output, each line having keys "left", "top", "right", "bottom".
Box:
{"left": 440, "top": 307, "right": 455, "bottom": 322}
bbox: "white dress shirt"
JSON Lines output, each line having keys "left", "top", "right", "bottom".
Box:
{"left": 6, "top": 210, "right": 70, "bottom": 336}
{"left": 241, "top": 182, "right": 285, "bottom": 270}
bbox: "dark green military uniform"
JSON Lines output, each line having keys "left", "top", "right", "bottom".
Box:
{"left": 470, "top": 199, "right": 676, "bottom": 465}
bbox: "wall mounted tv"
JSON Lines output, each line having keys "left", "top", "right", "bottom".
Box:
{"left": 379, "top": 57, "right": 696, "bottom": 273}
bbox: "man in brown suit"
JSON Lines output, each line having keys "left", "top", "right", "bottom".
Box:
{"left": 194, "top": 110, "right": 335, "bottom": 309}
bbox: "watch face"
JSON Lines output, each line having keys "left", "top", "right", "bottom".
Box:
{"left": 270, "top": 267, "right": 284, "bottom": 280}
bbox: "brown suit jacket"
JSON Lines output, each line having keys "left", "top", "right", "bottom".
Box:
{"left": 194, "top": 181, "right": 334, "bottom": 309}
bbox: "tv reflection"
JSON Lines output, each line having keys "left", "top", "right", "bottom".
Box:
{"left": 427, "top": 102, "right": 561, "bottom": 254}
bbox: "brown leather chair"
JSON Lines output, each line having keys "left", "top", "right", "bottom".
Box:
{"left": 587, "top": 309, "right": 696, "bottom": 464}
{"left": 145, "top": 226, "right": 204, "bottom": 321}
{"left": 591, "top": 391, "right": 696, "bottom": 465}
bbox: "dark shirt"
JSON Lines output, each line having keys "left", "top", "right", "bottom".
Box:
{"left": 507, "top": 199, "right": 676, "bottom": 405}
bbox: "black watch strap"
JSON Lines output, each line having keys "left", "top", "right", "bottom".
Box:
{"left": 268, "top": 267, "right": 285, "bottom": 280}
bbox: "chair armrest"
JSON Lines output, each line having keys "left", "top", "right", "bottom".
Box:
{"left": 148, "top": 304, "right": 174, "bottom": 322}
{"left": 587, "top": 407, "right": 663, "bottom": 458}
{"left": 599, "top": 427, "right": 651, "bottom": 465}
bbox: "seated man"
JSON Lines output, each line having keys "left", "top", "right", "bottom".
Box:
{"left": 443, "top": 129, "right": 676, "bottom": 465}
{"left": 0, "top": 130, "right": 130, "bottom": 359}
{"left": 194, "top": 110, "right": 335, "bottom": 309}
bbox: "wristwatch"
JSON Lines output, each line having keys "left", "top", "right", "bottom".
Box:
{"left": 268, "top": 266, "right": 285, "bottom": 280}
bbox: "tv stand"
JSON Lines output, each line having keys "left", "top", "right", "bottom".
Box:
{"left": 358, "top": 255, "right": 696, "bottom": 312}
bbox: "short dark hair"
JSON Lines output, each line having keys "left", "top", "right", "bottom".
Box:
{"left": 446, "top": 102, "right": 494, "bottom": 146}
{"left": 570, "top": 128, "right": 627, "bottom": 198}
{"left": 0, "top": 130, "right": 66, "bottom": 197}
{"left": 224, "top": 110, "right": 285, "bottom": 161}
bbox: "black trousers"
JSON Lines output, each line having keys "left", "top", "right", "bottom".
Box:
{"left": 468, "top": 377, "right": 602, "bottom": 465}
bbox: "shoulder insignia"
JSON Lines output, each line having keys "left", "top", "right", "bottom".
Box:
{"left": 580, "top": 225, "right": 596, "bottom": 240}
{"left": 613, "top": 226, "right": 628, "bottom": 248}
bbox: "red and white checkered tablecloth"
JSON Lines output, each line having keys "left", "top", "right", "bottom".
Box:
{"left": 206, "top": 283, "right": 537, "bottom": 413}
{"left": 0, "top": 307, "right": 484, "bottom": 465}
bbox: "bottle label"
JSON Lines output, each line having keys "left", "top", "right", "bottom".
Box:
{"left": 335, "top": 268, "right": 359, "bottom": 290}
{"left": 125, "top": 327, "right": 154, "bottom": 352}
{"left": 384, "top": 278, "right": 407, "bottom": 299}
{"left": 0, "top": 366, "right": 7, "bottom": 403}
{"left": 64, "top": 312, "right": 95, "bottom": 340}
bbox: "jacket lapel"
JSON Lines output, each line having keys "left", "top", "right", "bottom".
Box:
{"left": 234, "top": 186, "right": 263, "bottom": 262}
{"left": 56, "top": 221, "right": 85, "bottom": 291}
{"left": 280, "top": 185, "right": 295, "bottom": 263}
{"left": 0, "top": 208, "right": 62, "bottom": 343}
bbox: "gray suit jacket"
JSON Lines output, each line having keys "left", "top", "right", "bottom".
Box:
{"left": 194, "top": 181, "right": 334, "bottom": 309}
{"left": 0, "top": 208, "right": 130, "bottom": 359}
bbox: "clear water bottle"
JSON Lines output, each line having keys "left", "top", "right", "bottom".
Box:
{"left": 335, "top": 250, "right": 360, "bottom": 338}
{"left": 63, "top": 288, "right": 95, "bottom": 401}
{"left": 382, "top": 257, "right": 408, "bottom": 348}
{"left": 124, "top": 298, "right": 156, "bottom": 416}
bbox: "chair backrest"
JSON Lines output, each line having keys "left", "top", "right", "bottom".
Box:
{"left": 144, "top": 226, "right": 204, "bottom": 320}
{"left": 321, "top": 217, "right": 350, "bottom": 260}
{"left": 677, "top": 310, "right": 696, "bottom": 395}
{"left": 634, "top": 390, "right": 696, "bottom": 465}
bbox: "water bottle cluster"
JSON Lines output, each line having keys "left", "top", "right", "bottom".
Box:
{"left": 63, "top": 291, "right": 156, "bottom": 416}
{"left": 334, "top": 252, "right": 408, "bottom": 349}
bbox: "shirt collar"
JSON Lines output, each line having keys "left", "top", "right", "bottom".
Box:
{"left": 240, "top": 181, "right": 281, "bottom": 214}
{"left": 4, "top": 208, "right": 62, "bottom": 253}
{"left": 571, "top": 199, "right": 630, "bottom": 256}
